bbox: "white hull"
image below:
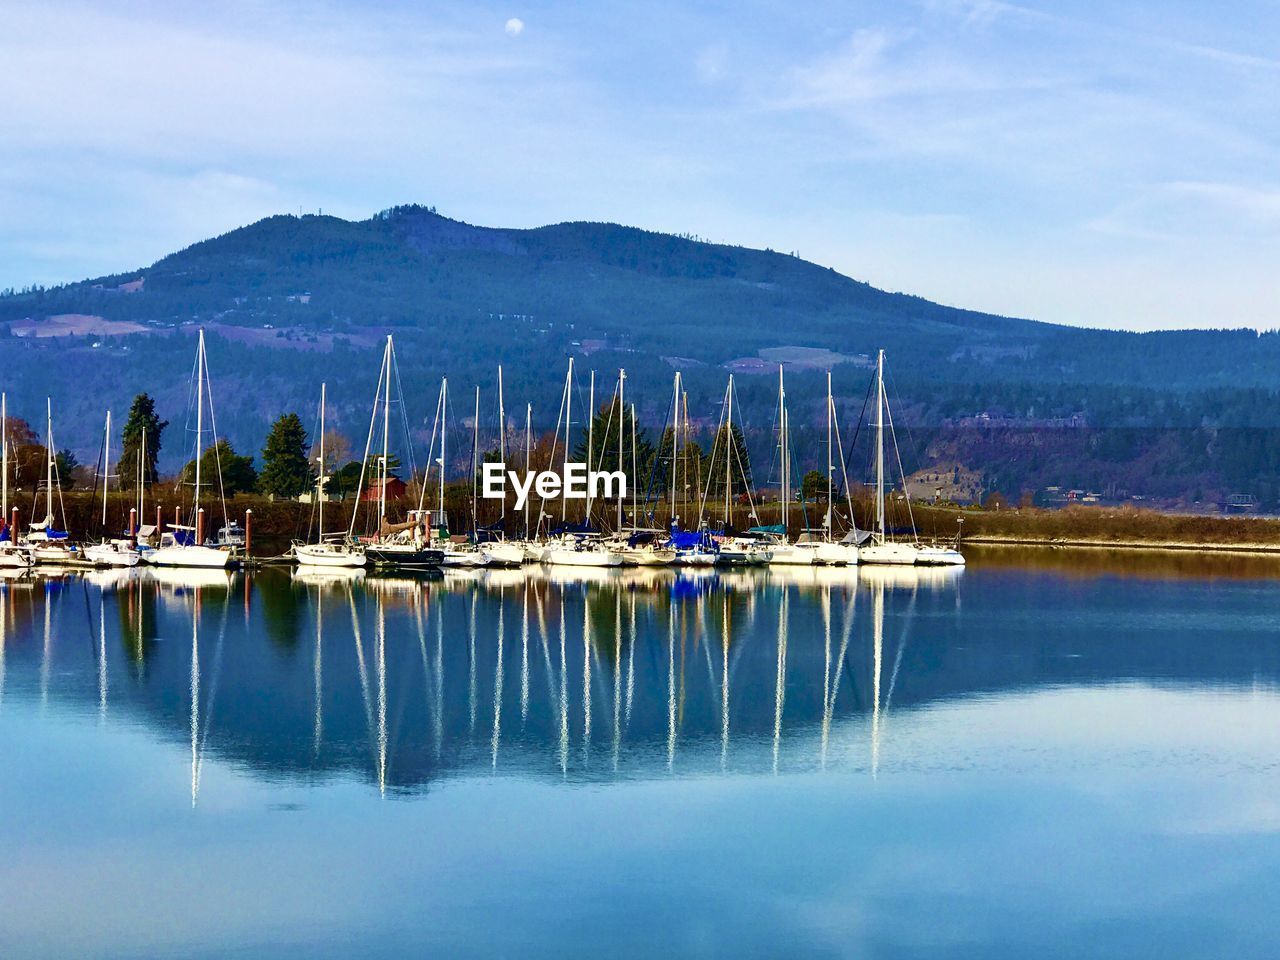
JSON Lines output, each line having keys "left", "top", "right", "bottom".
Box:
{"left": 294, "top": 542, "right": 367, "bottom": 568}
{"left": 814, "top": 542, "right": 859, "bottom": 565}
{"left": 617, "top": 547, "right": 676, "bottom": 566}
{"left": 84, "top": 542, "right": 142, "bottom": 567}
{"left": 543, "top": 547, "right": 623, "bottom": 568}
{"left": 146, "top": 544, "right": 235, "bottom": 568}
{"left": 674, "top": 548, "right": 717, "bottom": 567}
{"left": 0, "top": 545, "right": 33, "bottom": 569}
{"left": 767, "top": 542, "right": 818, "bottom": 566}
{"left": 914, "top": 545, "right": 966, "bottom": 566}
{"left": 858, "top": 541, "right": 924, "bottom": 566}
{"left": 481, "top": 542, "right": 525, "bottom": 567}
{"left": 30, "top": 543, "right": 80, "bottom": 565}
{"left": 439, "top": 546, "right": 486, "bottom": 568}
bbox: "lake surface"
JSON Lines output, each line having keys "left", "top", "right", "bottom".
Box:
{"left": 2, "top": 551, "right": 1279, "bottom": 958}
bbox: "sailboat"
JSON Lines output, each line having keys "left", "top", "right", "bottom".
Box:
{"left": 480, "top": 367, "right": 525, "bottom": 568}
{"left": 83, "top": 410, "right": 141, "bottom": 567}
{"left": 542, "top": 362, "right": 624, "bottom": 568}
{"left": 147, "top": 331, "right": 236, "bottom": 568}
{"left": 0, "top": 394, "right": 33, "bottom": 569}
{"left": 764, "top": 367, "right": 820, "bottom": 566}
{"left": 25, "top": 399, "right": 80, "bottom": 565}
{"left": 350, "top": 336, "right": 442, "bottom": 569}
{"left": 293, "top": 383, "right": 366, "bottom": 568}
{"left": 698, "top": 375, "right": 770, "bottom": 566}
{"left": 858, "top": 350, "right": 965, "bottom": 566}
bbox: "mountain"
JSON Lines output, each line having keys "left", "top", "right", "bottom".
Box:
{"left": 2, "top": 205, "right": 1279, "bottom": 507}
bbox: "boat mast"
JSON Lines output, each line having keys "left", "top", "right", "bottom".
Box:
{"left": 471, "top": 385, "right": 480, "bottom": 532}
{"left": 194, "top": 332, "right": 205, "bottom": 518}
{"left": 101, "top": 410, "right": 111, "bottom": 529}
{"left": 778, "top": 365, "right": 788, "bottom": 532}
{"left": 586, "top": 370, "right": 595, "bottom": 524}
{"left": 562, "top": 358, "right": 573, "bottom": 523}
{"left": 617, "top": 368, "right": 625, "bottom": 533}
{"left": 826, "top": 370, "right": 833, "bottom": 542}
{"left": 524, "top": 402, "right": 532, "bottom": 538}
{"left": 669, "top": 373, "right": 680, "bottom": 524}
{"left": 631, "top": 402, "right": 638, "bottom": 525}
{"left": 380, "top": 336, "right": 392, "bottom": 525}
{"left": 724, "top": 375, "right": 734, "bottom": 526}
{"left": 498, "top": 366, "right": 506, "bottom": 527}
{"left": 876, "top": 349, "right": 885, "bottom": 543}
{"left": 439, "top": 378, "right": 448, "bottom": 521}
{"left": 45, "top": 397, "right": 54, "bottom": 524}
{"left": 318, "top": 383, "right": 326, "bottom": 538}
{"left": 138, "top": 421, "right": 146, "bottom": 522}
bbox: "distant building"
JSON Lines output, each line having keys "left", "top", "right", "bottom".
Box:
{"left": 360, "top": 477, "right": 407, "bottom": 502}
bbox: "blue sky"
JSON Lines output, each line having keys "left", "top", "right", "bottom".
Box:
{"left": 2, "top": 0, "right": 1277, "bottom": 331}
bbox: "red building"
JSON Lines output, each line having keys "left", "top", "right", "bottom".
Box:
{"left": 360, "top": 477, "right": 408, "bottom": 502}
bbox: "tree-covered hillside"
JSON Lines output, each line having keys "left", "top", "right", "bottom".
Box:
{"left": 1, "top": 205, "right": 1279, "bottom": 507}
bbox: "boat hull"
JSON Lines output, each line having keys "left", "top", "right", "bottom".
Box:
{"left": 294, "top": 543, "right": 367, "bottom": 568}
{"left": 543, "top": 548, "right": 623, "bottom": 567}
{"left": 481, "top": 542, "right": 524, "bottom": 567}
{"left": 84, "top": 543, "right": 142, "bottom": 567}
{"left": 146, "top": 545, "right": 235, "bottom": 568}
{"left": 365, "top": 545, "right": 445, "bottom": 569}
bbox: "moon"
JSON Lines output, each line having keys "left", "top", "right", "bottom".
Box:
{"left": 504, "top": 18, "right": 524, "bottom": 36}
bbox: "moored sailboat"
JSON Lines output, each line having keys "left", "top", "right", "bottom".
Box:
{"left": 146, "top": 331, "right": 235, "bottom": 568}
{"left": 293, "top": 383, "right": 366, "bottom": 568}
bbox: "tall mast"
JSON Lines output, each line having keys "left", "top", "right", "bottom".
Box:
{"left": 562, "top": 358, "right": 573, "bottom": 523}
{"left": 318, "top": 382, "right": 326, "bottom": 537}
{"left": 669, "top": 373, "right": 680, "bottom": 523}
{"left": 826, "top": 370, "right": 834, "bottom": 542}
{"left": 617, "top": 369, "right": 625, "bottom": 533}
{"left": 138, "top": 420, "right": 146, "bottom": 520}
{"left": 102, "top": 410, "right": 111, "bottom": 529}
{"left": 524, "top": 402, "right": 532, "bottom": 538}
{"left": 778, "top": 366, "right": 787, "bottom": 532}
{"left": 471, "top": 385, "right": 480, "bottom": 531}
{"left": 195, "top": 332, "right": 204, "bottom": 515}
{"left": 439, "top": 378, "right": 448, "bottom": 519}
{"left": 497, "top": 366, "right": 506, "bottom": 525}
{"left": 586, "top": 370, "right": 595, "bottom": 523}
{"left": 876, "top": 349, "right": 885, "bottom": 542}
{"left": 724, "top": 375, "right": 734, "bottom": 525}
{"left": 630, "top": 402, "right": 638, "bottom": 525}
{"left": 380, "top": 336, "right": 392, "bottom": 524}
{"left": 45, "top": 397, "right": 54, "bottom": 523}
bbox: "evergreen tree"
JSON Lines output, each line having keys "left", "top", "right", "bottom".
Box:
{"left": 259, "top": 413, "right": 313, "bottom": 498}
{"left": 181, "top": 439, "right": 257, "bottom": 496}
{"left": 801, "top": 469, "right": 826, "bottom": 502}
{"left": 118, "top": 393, "right": 167, "bottom": 489}
{"left": 704, "top": 422, "right": 753, "bottom": 502}
{"left": 572, "top": 399, "right": 656, "bottom": 483}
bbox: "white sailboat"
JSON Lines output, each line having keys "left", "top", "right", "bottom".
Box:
{"left": 147, "top": 331, "right": 235, "bottom": 568}
{"left": 84, "top": 410, "right": 141, "bottom": 567}
{"left": 0, "top": 394, "right": 33, "bottom": 569}
{"left": 294, "top": 383, "right": 366, "bottom": 568}
{"left": 543, "top": 363, "right": 623, "bottom": 568}
{"left": 766, "top": 366, "right": 820, "bottom": 566}
{"left": 26, "top": 399, "right": 80, "bottom": 565}
{"left": 858, "top": 350, "right": 965, "bottom": 566}
{"left": 481, "top": 367, "right": 525, "bottom": 567}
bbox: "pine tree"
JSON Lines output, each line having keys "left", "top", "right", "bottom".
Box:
{"left": 258, "top": 413, "right": 313, "bottom": 499}
{"left": 118, "top": 393, "right": 167, "bottom": 489}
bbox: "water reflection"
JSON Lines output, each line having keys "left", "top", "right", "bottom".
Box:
{"left": 3, "top": 557, "right": 1280, "bottom": 803}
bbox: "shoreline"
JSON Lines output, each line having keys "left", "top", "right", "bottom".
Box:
{"left": 962, "top": 534, "right": 1280, "bottom": 556}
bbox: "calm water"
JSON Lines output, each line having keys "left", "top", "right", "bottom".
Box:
{"left": 2, "top": 552, "right": 1279, "bottom": 958}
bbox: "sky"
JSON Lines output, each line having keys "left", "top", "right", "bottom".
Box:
{"left": 1, "top": 0, "right": 1277, "bottom": 331}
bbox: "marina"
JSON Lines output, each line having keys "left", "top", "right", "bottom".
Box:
{"left": 1, "top": 552, "right": 1278, "bottom": 957}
